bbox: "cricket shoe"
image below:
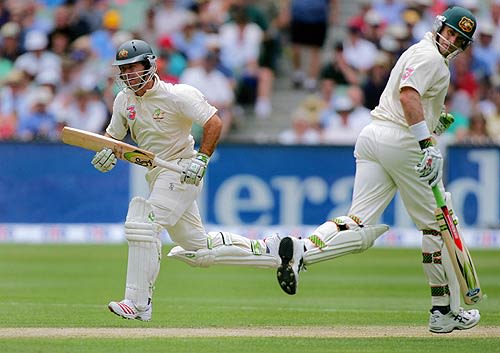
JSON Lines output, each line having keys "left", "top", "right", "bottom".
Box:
{"left": 429, "top": 307, "right": 480, "bottom": 333}
{"left": 108, "top": 299, "right": 152, "bottom": 321}
{"left": 277, "top": 236, "right": 305, "bottom": 295}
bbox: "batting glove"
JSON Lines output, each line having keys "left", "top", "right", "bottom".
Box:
{"left": 181, "top": 153, "right": 209, "bottom": 186}
{"left": 415, "top": 144, "right": 443, "bottom": 187}
{"left": 91, "top": 148, "right": 117, "bottom": 173}
{"left": 433, "top": 112, "right": 455, "bottom": 136}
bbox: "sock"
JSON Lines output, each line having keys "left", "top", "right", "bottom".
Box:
{"left": 431, "top": 305, "right": 450, "bottom": 315}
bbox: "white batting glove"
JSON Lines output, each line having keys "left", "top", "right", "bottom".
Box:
{"left": 91, "top": 148, "right": 117, "bottom": 173}
{"left": 433, "top": 112, "right": 455, "bottom": 136}
{"left": 181, "top": 153, "right": 209, "bottom": 186}
{"left": 415, "top": 145, "right": 443, "bottom": 187}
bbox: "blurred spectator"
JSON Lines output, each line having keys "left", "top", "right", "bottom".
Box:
{"left": 180, "top": 51, "right": 235, "bottom": 139}
{"left": 156, "top": 35, "right": 188, "bottom": 84}
{"left": 48, "top": 3, "right": 91, "bottom": 43}
{"left": 456, "top": 111, "right": 495, "bottom": 145}
{"left": 171, "top": 12, "right": 207, "bottom": 66}
{"left": 484, "top": 85, "right": 500, "bottom": 142}
{"left": 0, "top": 70, "right": 32, "bottom": 139}
{"left": 472, "top": 21, "right": 498, "bottom": 80}
{"left": 195, "top": 0, "right": 229, "bottom": 32}
{"left": 219, "top": 3, "right": 262, "bottom": 105}
{"left": 0, "top": 21, "right": 22, "bottom": 63}
{"left": 278, "top": 94, "right": 323, "bottom": 145}
{"left": 322, "top": 92, "right": 370, "bottom": 145}
{"left": 373, "top": 0, "right": 406, "bottom": 26}
{"left": 362, "top": 52, "right": 391, "bottom": 110}
{"left": 48, "top": 28, "right": 72, "bottom": 56}
{"left": 253, "top": 1, "right": 287, "bottom": 119}
{"left": 14, "top": 30, "right": 61, "bottom": 82}
{"left": 16, "top": 86, "right": 58, "bottom": 141}
{"left": 362, "top": 9, "right": 386, "bottom": 48}
{"left": 409, "top": 0, "right": 436, "bottom": 41}
{"left": 90, "top": 9, "right": 122, "bottom": 61}
{"left": 58, "top": 88, "right": 108, "bottom": 134}
{"left": 346, "top": 85, "right": 372, "bottom": 129}
{"left": 451, "top": 51, "right": 479, "bottom": 101}
{"left": 319, "top": 42, "right": 360, "bottom": 103}
{"left": 153, "top": 0, "right": 194, "bottom": 37}
{"left": 343, "top": 20, "right": 378, "bottom": 75}
{"left": 288, "top": 0, "right": 337, "bottom": 91}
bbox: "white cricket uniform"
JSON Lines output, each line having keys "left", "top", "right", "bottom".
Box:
{"left": 106, "top": 75, "right": 217, "bottom": 250}
{"left": 347, "top": 32, "right": 460, "bottom": 308}
{"left": 349, "top": 32, "right": 450, "bottom": 229}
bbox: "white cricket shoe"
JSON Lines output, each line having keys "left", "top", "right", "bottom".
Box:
{"left": 429, "top": 308, "right": 480, "bottom": 333}
{"left": 277, "top": 236, "right": 304, "bottom": 295}
{"left": 108, "top": 299, "right": 152, "bottom": 321}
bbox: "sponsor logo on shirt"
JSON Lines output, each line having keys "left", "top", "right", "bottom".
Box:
{"left": 401, "top": 67, "right": 415, "bottom": 81}
{"left": 153, "top": 108, "right": 166, "bottom": 121}
{"left": 126, "top": 105, "right": 136, "bottom": 120}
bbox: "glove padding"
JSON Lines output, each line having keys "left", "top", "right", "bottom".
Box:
{"left": 415, "top": 146, "right": 443, "bottom": 187}
{"left": 181, "top": 153, "right": 209, "bottom": 186}
{"left": 433, "top": 112, "right": 454, "bottom": 136}
{"left": 91, "top": 148, "right": 117, "bottom": 173}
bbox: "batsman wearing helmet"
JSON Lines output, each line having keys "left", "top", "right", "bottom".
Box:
{"left": 92, "top": 39, "right": 296, "bottom": 321}
{"left": 276, "top": 7, "right": 480, "bottom": 333}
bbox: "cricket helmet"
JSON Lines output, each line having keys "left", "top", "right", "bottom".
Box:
{"left": 433, "top": 6, "right": 476, "bottom": 56}
{"left": 113, "top": 39, "right": 157, "bottom": 92}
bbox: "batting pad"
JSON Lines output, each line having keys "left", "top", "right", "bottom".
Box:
{"left": 303, "top": 223, "right": 389, "bottom": 265}
{"left": 167, "top": 232, "right": 281, "bottom": 268}
{"left": 124, "top": 197, "right": 162, "bottom": 311}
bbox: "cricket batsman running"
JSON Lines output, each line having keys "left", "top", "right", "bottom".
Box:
{"left": 91, "top": 39, "right": 388, "bottom": 321}
{"left": 276, "top": 6, "right": 481, "bottom": 333}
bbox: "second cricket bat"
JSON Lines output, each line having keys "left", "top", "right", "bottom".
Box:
{"left": 432, "top": 186, "right": 482, "bottom": 305}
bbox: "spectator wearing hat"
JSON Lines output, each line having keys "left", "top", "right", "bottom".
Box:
{"left": 321, "top": 93, "right": 369, "bottom": 145}
{"left": 16, "top": 86, "right": 58, "bottom": 141}
{"left": 0, "top": 70, "right": 28, "bottom": 140}
{"left": 472, "top": 21, "right": 498, "bottom": 79}
{"left": 90, "top": 9, "right": 122, "bottom": 61}
{"left": 0, "top": 21, "right": 22, "bottom": 63}
{"left": 362, "top": 51, "right": 391, "bottom": 110}
{"left": 14, "top": 30, "right": 61, "bottom": 82}
{"left": 278, "top": 95, "right": 324, "bottom": 145}
{"left": 156, "top": 35, "right": 188, "bottom": 84}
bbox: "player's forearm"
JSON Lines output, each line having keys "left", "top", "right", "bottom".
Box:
{"left": 198, "top": 114, "right": 222, "bottom": 156}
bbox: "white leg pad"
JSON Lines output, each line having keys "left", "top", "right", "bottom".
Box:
{"left": 124, "top": 197, "right": 162, "bottom": 311}
{"left": 303, "top": 219, "right": 389, "bottom": 265}
{"left": 167, "top": 232, "right": 281, "bottom": 268}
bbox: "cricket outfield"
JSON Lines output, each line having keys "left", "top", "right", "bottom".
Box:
{"left": 0, "top": 245, "right": 498, "bottom": 352}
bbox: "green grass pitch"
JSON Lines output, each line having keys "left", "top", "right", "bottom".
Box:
{"left": 0, "top": 244, "right": 499, "bottom": 352}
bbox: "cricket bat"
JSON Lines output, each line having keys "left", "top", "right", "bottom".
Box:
{"left": 432, "top": 185, "right": 482, "bottom": 305}
{"left": 61, "top": 127, "right": 180, "bottom": 172}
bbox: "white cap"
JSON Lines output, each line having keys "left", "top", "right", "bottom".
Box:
{"left": 36, "top": 70, "right": 60, "bottom": 86}
{"left": 25, "top": 30, "right": 48, "bottom": 51}
{"left": 478, "top": 21, "right": 495, "bottom": 36}
{"left": 333, "top": 95, "right": 353, "bottom": 112}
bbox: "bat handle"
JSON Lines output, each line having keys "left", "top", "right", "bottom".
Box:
{"left": 432, "top": 185, "right": 446, "bottom": 208}
{"left": 153, "top": 157, "right": 182, "bottom": 173}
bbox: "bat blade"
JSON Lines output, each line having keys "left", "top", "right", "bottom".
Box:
{"left": 61, "top": 127, "right": 156, "bottom": 169}
{"left": 435, "top": 206, "right": 482, "bottom": 305}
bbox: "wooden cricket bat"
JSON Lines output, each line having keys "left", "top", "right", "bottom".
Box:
{"left": 432, "top": 186, "right": 482, "bottom": 305}
{"left": 61, "top": 126, "right": 180, "bottom": 171}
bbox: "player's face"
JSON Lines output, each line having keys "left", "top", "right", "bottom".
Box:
{"left": 119, "top": 62, "right": 147, "bottom": 86}
{"left": 437, "top": 25, "right": 468, "bottom": 57}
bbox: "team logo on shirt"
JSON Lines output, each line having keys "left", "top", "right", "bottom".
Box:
{"left": 458, "top": 16, "right": 475, "bottom": 33}
{"left": 401, "top": 67, "right": 415, "bottom": 81}
{"left": 126, "top": 105, "right": 136, "bottom": 120}
{"left": 153, "top": 108, "right": 166, "bottom": 121}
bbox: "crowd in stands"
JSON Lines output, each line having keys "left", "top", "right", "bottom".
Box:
{"left": 0, "top": 0, "right": 499, "bottom": 146}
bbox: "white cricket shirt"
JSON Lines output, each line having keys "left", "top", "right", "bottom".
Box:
{"left": 106, "top": 75, "right": 217, "bottom": 161}
{"left": 371, "top": 32, "right": 450, "bottom": 132}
